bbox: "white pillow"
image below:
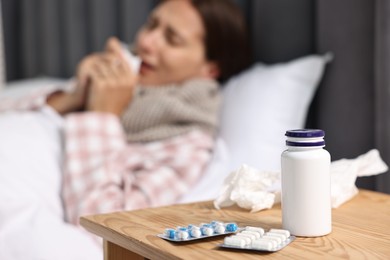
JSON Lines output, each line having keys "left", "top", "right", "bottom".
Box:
{"left": 179, "top": 54, "right": 331, "bottom": 203}
{"left": 219, "top": 54, "right": 331, "bottom": 172}
{"left": 1, "top": 77, "right": 67, "bottom": 97}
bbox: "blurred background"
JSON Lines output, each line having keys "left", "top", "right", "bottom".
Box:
{"left": 1, "top": 0, "right": 390, "bottom": 194}
{"left": 2, "top": 0, "right": 319, "bottom": 81}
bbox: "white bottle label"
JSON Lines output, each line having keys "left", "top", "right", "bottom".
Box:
{"left": 281, "top": 146, "right": 332, "bottom": 237}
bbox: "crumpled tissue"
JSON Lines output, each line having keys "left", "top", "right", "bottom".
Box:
{"left": 214, "top": 149, "right": 388, "bottom": 212}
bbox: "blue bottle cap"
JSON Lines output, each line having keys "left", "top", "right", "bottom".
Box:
{"left": 286, "top": 140, "right": 325, "bottom": 147}
{"left": 285, "top": 129, "right": 325, "bottom": 138}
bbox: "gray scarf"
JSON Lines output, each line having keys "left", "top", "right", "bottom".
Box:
{"left": 121, "top": 78, "right": 221, "bottom": 142}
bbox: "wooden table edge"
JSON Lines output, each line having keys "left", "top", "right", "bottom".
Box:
{"left": 80, "top": 216, "right": 180, "bottom": 260}
{"left": 80, "top": 189, "right": 390, "bottom": 259}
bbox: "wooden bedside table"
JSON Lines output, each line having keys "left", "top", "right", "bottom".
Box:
{"left": 80, "top": 190, "right": 390, "bottom": 259}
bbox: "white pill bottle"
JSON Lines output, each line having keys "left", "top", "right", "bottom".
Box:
{"left": 281, "top": 129, "right": 331, "bottom": 237}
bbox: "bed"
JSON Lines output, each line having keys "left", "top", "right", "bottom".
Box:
{"left": 1, "top": 0, "right": 389, "bottom": 259}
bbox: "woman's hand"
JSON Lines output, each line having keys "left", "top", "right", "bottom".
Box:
{"left": 48, "top": 37, "right": 136, "bottom": 116}
{"left": 84, "top": 37, "right": 138, "bottom": 116}
{"left": 46, "top": 81, "right": 88, "bottom": 115}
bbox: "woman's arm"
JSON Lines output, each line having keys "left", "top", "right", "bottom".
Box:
{"left": 46, "top": 84, "right": 88, "bottom": 115}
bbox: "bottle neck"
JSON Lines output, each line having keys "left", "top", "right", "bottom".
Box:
{"left": 286, "top": 145, "right": 324, "bottom": 151}
{"left": 286, "top": 136, "right": 325, "bottom": 148}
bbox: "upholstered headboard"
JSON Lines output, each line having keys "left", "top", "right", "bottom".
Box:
{"left": 2, "top": 0, "right": 389, "bottom": 193}
{"left": 0, "top": 1, "right": 5, "bottom": 90}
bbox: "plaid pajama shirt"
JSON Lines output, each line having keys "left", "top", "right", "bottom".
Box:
{"left": 0, "top": 85, "right": 214, "bottom": 225}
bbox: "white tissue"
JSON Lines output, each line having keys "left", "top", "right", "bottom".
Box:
{"left": 330, "top": 149, "right": 388, "bottom": 207}
{"left": 214, "top": 149, "right": 388, "bottom": 212}
{"left": 121, "top": 42, "right": 141, "bottom": 74}
{"left": 214, "top": 165, "right": 280, "bottom": 212}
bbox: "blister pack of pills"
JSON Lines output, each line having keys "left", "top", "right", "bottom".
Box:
{"left": 157, "top": 221, "right": 239, "bottom": 242}
{"left": 220, "top": 227, "right": 295, "bottom": 252}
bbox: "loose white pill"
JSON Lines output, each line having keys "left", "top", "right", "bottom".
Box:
{"left": 269, "top": 228, "right": 290, "bottom": 238}
{"left": 224, "top": 236, "right": 246, "bottom": 248}
{"left": 252, "top": 239, "right": 274, "bottom": 251}
{"left": 245, "top": 226, "right": 265, "bottom": 236}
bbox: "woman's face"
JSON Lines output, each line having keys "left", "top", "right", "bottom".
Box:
{"left": 135, "top": 0, "right": 218, "bottom": 86}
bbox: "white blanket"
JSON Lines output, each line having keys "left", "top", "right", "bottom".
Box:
{"left": 0, "top": 78, "right": 103, "bottom": 259}
{"left": 0, "top": 111, "right": 101, "bottom": 260}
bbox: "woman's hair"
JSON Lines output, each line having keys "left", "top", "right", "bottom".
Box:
{"left": 161, "top": 0, "right": 252, "bottom": 83}
{"left": 190, "top": 0, "right": 251, "bottom": 83}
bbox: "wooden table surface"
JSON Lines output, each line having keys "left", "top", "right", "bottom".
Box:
{"left": 81, "top": 190, "right": 390, "bottom": 259}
